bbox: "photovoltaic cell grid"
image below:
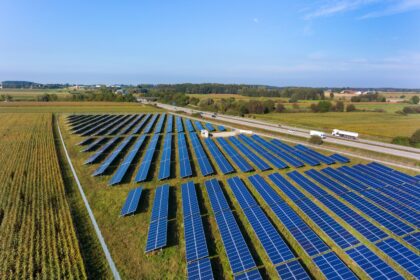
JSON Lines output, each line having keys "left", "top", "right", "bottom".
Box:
{"left": 158, "top": 133, "right": 172, "bottom": 180}
{"left": 135, "top": 134, "right": 160, "bottom": 182}
{"left": 218, "top": 125, "right": 226, "bottom": 131}
{"left": 120, "top": 187, "right": 143, "bottom": 216}
{"left": 181, "top": 181, "right": 201, "bottom": 218}
{"left": 346, "top": 245, "right": 403, "bottom": 279}
{"left": 109, "top": 135, "right": 147, "bottom": 185}
{"left": 228, "top": 137, "right": 271, "bottom": 171}
{"left": 93, "top": 115, "right": 126, "bottom": 136}
{"left": 154, "top": 113, "right": 166, "bottom": 134}
{"left": 205, "top": 123, "right": 215, "bottom": 131}
{"left": 251, "top": 135, "right": 304, "bottom": 168}
{"left": 92, "top": 136, "right": 134, "bottom": 176}
{"left": 330, "top": 153, "right": 350, "bottom": 163}
{"left": 184, "top": 215, "right": 209, "bottom": 262}
{"left": 166, "top": 114, "right": 173, "bottom": 133}
{"left": 403, "top": 232, "right": 420, "bottom": 251}
{"left": 368, "top": 162, "right": 419, "bottom": 185}
{"left": 82, "top": 136, "right": 107, "bottom": 152}
{"left": 189, "top": 132, "right": 214, "bottom": 176}
{"left": 178, "top": 133, "right": 193, "bottom": 178}
{"left": 227, "top": 176, "right": 297, "bottom": 265}
{"left": 248, "top": 174, "right": 330, "bottom": 256}
{"left": 321, "top": 167, "right": 367, "bottom": 192}
{"left": 268, "top": 173, "right": 307, "bottom": 202}
{"left": 205, "top": 178, "right": 257, "bottom": 275}
{"left": 234, "top": 269, "right": 262, "bottom": 280}
{"left": 313, "top": 252, "right": 357, "bottom": 280}
{"left": 304, "top": 169, "right": 350, "bottom": 196}
{"left": 287, "top": 170, "right": 329, "bottom": 198}
{"left": 176, "top": 116, "right": 184, "bottom": 132}
{"left": 271, "top": 139, "right": 320, "bottom": 166}
{"left": 294, "top": 144, "right": 335, "bottom": 165}
{"left": 84, "top": 137, "right": 120, "bottom": 164}
{"left": 185, "top": 119, "right": 195, "bottom": 132}
{"left": 376, "top": 238, "right": 420, "bottom": 278}
{"left": 187, "top": 258, "right": 214, "bottom": 280}
{"left": 108, "top": 114, "right": 137, "bottom": 135}
{"left": 143, "top": 114, "right": 159, "bottom": 134}
{"left": 150, "top": 184, "right": 169, "bottom": 222}
{"left": 238, "top": 135, "right": 288, "bottom": 169}
{"left": 204, "top": 138, "right": 234, "bottom": 174}
{"left": 118, "top": 114, "right": 143, "bottom": 135}
{"left": 275, "top": 260, "right": 311, "bottom": 280}
{"left": 194, "top": 121, "right": 204, "bottom": 131}
{"left": 216, "top": 138, "right": 254, "bottom": 172}
{"left": 131, "top": 113, "right": 151, "bottom": 134}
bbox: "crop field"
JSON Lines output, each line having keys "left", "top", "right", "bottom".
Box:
{"left": 0, "top": 113, "right": 86, "bottom": 279}
{"left": 61, "top": 112, "right": 419, "bottom": 279}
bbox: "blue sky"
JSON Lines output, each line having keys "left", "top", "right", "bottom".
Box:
{"left": 1, "top": 0, "right": 419, "bottom": 87}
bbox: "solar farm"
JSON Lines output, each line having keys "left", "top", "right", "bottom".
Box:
{"left": 65, "top": 112, "right": 420, "bottom": 279}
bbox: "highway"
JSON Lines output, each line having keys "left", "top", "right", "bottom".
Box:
{"left": 155, "top": 102, "right": 420, "bottom": 162}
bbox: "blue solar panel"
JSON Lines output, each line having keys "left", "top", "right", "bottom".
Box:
{"left": 131, "top": 114, "right": 151, "bottom": 134}
{"left": 271, "top": 139, "right": 320, "bottom": 166}
{"left": 194, "top": 121, "right": 204, "bottom": 131}
{"left": 338, "top": 166, "right": 385, "bottom": 189}
{"left": 107, "top": 114, "right": 137, "bottom": 135}
{"left": 185, "top": 119, "right": 195, "bottom": 132}
{"left": 234, "top": 269, "right": 262, "bottom": 280}
{"left": 368, "top": 162, "right": 419, "bottom": 185}
{"left": 109, "top": 135, "right": 147, "bottom": 185}
{"left": 184, "top": 215, "right": 209, "bottom": 262}
{"left": 268, "top": 173, "right": 307, "bottom": 202}
{"left": 145, "top": 218, "right": 168, "bottom": 252}
{"left": 84, "top": 137, "right": 120, "bottom": 164}
{"left": 120, "top": 187, "right": 143, "bottom": 216}
{"left": 134, "top": 134, "right": 160, "bottom": 182}
{"left": 341, "top": 192, "right": 414, "bottom": 236}
{"left": 377, "top": 238, "right": 420, "bottom": 278}
{"left": 374, "top": 186, "right": 420, "bottom": 211}
{"left": 189, "top": 132, "right": 214, "bottom": 176}
{"left": 165, "top": 114, "right": 173, "bottom": 133}
{"left": 80, "top": 115, "right": 120, "bottom": 136}
{"left": 227, "top": 177, "right": 296, "bottom": 265}
{"left": 286, "top": 170, "right": 329, "bottom": 198}
{"left": 329, "top": 153, "right": 350, "bottom": 163}
{"left": 238, "top": 135, "right": 288, "bottom": 169}
{"left": 142, "top": 114, "right": 159, "bottom": 134}
{"left": 321, "top": 167, "right": 366, "bottom": 192}
{"left": 182, "top": 181, "right": 201, "bottom": 217}
{"left": 294, "top": 144, "right": 336, "bottom": 165}
{"left": 205, "top": 178, "right": 230, "bottom": 214}
{"left": 176, "top": 116, "right": 184, "bottom": 132}
{"left": 216, "top": 138, "right": 254, "bottom": 172}
{"left": 93, "top": 115, "right": 127, "bottom": 136}
{"left": 81, "top": 136, "right": 107, "bottom": 152}
{"left": 346, "top": 245, "right": 403, "bottom": 279}
{"left": 150, "top": 184, "right": 169, "bottom": 222}
{"left": 313, "top": 252, "right": 357, "bottom": 280}
{"left": 228, "top": 137, "right": 271, "bottom": 171}
{"left": 218, "top": 125, "right": 226, "bottom": 131}
{"left": 178, "top": 133, "right": 193, "bottom": 178}
{"left": 75, "top": 115, "right": 113, "bottom": 135}
{"left": 357, "top": 164, "right": 406, "bottom": 186}
{"left": 158, "top": 133, "right": 172, "bottom": 180}
{"left": 248, "top": 174, "right": 329, "bottom": 256}
{"left": 119, "top": 114, "right": 143, "bottom": 135}
{"left": 305, "top": 169, "right": 349, "bottom": 196}
{"left": 92, "top": 136, "right": 134, "bottom": 176}
{"left": 204, "top": 138, "right": 234, "bottom": 174}
{"left": 204, "top": 123, "right": 215, "bottom": 131}
{"left": 187, "top": 258, "right": 214, "bottom": 280}
{"left": 78, "top": 137, "right": 93, "bottom": 146}
{"left": 251, "top": 135, "right": 304, "bottom": 168}
{"left": 154, "top": 113, "right": 166, "bottom": 134}
{"left": 403, "top": 232, "right": 420, "bottom": 251}
{"left": 275, "top": 260, "right": 311, "bottom": 280}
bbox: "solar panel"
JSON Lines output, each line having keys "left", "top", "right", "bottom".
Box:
{"left": 158, "top": 133, "right": 172, "bottom": 180}
{"left": 287, "top": 170, "right": 329, "bottom": 198}
{"left": 154, "top": 113, "right": 166, "bottom": 134}
{"left": 238, "top": 135, "right": 288, "bottom": 169}
{"left": 321, "top": 167, "right": 366, "bottom": 192}
{"left": 178, "top": 133, "right": 193, "bottom": 178}
{"left": 403, "top": 232, "right": 420, "bottom": 251}
{"left": 107, "top": 114, "right": 137, "bottom": 135}
{"left": 204, "top": 138, "right": 234, "bottom": 174}
{"left": 109, "top": 135, "right": 147, "bottom": 185}
{"left": 93, "top": 115, "right": 127, "bottom": 136}
{"left": 187, "top": 258, "right": 214, "bottom": 280}
{"left": 204, "top": 123, "right": 215, "bottom": 131}
{"left": 248, "top": 174, "right": 329, "bottom": 256}
{"left": 275, "top": 260, "right": 311, "bottom": 280}
{"left": 165, "top": 114, "right": 173, "bottom": 133}
{"left": 74, "top": 115, "right": 112, "bottom": 135}
{"left": 134, "top": 134, "right": 160, "bottom": 182}
{"left": 216, "top": 138, "right": 253, "bottom": 172}
{"left": 304, "top": 169, "right": 349, "bottom": 196}
{"left": 313, "top": 252, "right": 357, "bottom": 280}
{"left": 329, "top": 153, "right": 350, "bottom": 163}
{"left": 145, "top": 218, "right": 168, "bottom": 252}
{"left": 150, "top": 184, "right": 169, "bottom": 222}
{"left": 338, "top": 166, "right": 385, "bottom": 189}
{"left": 189, "top": 132, "right": 214, "bottom": 176}
{"left": 131, "top": 114, "right": 151, "bottom": 134}
{"left": 194, "top": 121, "right": 204, "bottom": 131}
{"left": 118, "top": 114, "right": 143, "bottom": 135}
{"left": 185, "top": 119, "right": 195, "bottom": 132}
{"left": 218, "top": 125, "right": 226, "bottom": 131}
{"left": 120, "top": 187, "right": 143, "bottom": 216}
{"left": 271, "top": 139, "right": 320, "bottom": 166}
{"left": 294, "top": 144, "right": 335, "bottom": 165}
{"left": 346, "top": 245, "right": 403, "bottom": 279}
{"left": 234, "top": 269, "right": 262, "bottom": 280}
{"left": 80, "top": 115, "right": 122, "bottom": 136}
{"left": 373, "top": 187, "right": 420, "bottom": 211}
{"left": 376, "top": 238, "right": 420, "bottom": 278}
{"left": 182, "top": 181, "right": 201, "bottom": 218}
{"left": 184, "top": 215, "right": 209, "bottom": 262}
{"left": 142, "top": 114, "right": 159, "bottom": 134}
{"left": 92, "top": 136, "right": 134, "bottom": 176}
{"left": 176, "top": 116, "right": 184, "bottom": 132}
{"left": 81, "top": 136, "right": 107, "bottom": 152}
{"left": 251, "top": 135, "right": 304, "bottom": 168}
{"left": 77, "top": 137, "right": 93, "bottom": 146}
{"left": 268, "top": 173, "right": 307, "bottom": 202}
{"left": 204, "top": 179, "right": 230, "bottom": 214}
{"left": 356, "top": 164, "right": 406, "bottom": 187}
{"left": 368, "top": 162, "right": 419, "bottom": 185}
{"left": 84, "top": 137, "right": 120, "bottom": 164}
{"left": 228, "top": 137, "right": 271, "bottom": 171}
{"left": 227, "top": 176, "right": 296, "bottom": 265}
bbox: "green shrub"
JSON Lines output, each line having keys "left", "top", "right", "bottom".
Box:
{"left": 391, "top": 136, "right": 411, "bottom": 146}
{"left": 308, "top": 135, "right": 323, "bottom": 145}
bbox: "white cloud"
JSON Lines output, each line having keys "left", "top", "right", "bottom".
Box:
{"left": 359, "top": 0, "right": 420, "bottom": 18}
{"left": 304, "top": 0, "right": 379, "bottom": 20}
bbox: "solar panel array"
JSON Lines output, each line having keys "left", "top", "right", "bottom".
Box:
{"left": 146, "top": 185, "right": 169, "bottom": 252}
{"left": 178, "top": 133, "right": 193, "bottom": 178}
{"left": 135, "top": 134, "right": 160, "bottom": 182}
{"left": 216, "top": 138, "right": 254, "bottom": 172}
{"left": 176, "top": 116, "right": 184, "bottom": 132}
{"left": 204, "top": 138, "right": 234, "bottom": 174}
{"left": 158, "top": 133, "right": 172, "bottom": 180}
{"left": 228, "top": 137, "right": 271, "bottom": 171}
{"left": 121, "top": 187, "right": 143, "bottom": 216}
{"left": 194, "top": 121, "right": 204, "bottom": 131}
{"left": 189, "top": 132, "right": 214, "bottom": 176}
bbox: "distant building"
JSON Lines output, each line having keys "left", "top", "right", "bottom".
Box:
{"left": 114, "top": 89, "right": 128, "bottom": 95}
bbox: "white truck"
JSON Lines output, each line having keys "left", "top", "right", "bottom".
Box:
{"left": 310, "top": 130, "right": 326, "bottom": 139}
{"left": 332, "top": 129, "right": 359, "bottom": 139}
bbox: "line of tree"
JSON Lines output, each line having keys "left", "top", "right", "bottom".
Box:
{"left": 71, "top": 87, "right": 136, "bottom": 102}
{"left": 350, "top": 93, "right": 386, "bottom": 102}
{"left": 310, "top": 101, "right": 356, "bottom": 112}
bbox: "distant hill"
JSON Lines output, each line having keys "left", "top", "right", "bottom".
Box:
{"left": 1, "top": 81, "right": 67, "bottom": 89}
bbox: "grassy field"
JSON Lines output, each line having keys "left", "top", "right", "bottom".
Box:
{"left": 0, "top": 113, "right": 86, "bottom": 279}
{"left": 0, "top": 89, "right": 73, "bottom": 101}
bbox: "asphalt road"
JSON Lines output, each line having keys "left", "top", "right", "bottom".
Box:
{"left": 156, "top": 103, "right": 420, "bottom": 162}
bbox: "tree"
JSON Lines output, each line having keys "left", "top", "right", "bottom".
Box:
{"left": 410, "top": 129, "right": 420, "bottom": 145}
{"left": 329, "top": 92, "right": 334, "bottom": 99}
{"left": 308, "top": 135, "right": 323, "bottom": 145}
{"left": 335, "top": 101, "right": 344, "bottom": 112}
{"left": 346, "top": 104, "right": 356, "bottom": 112}
{"left": 310, "top": 103, "right": 319, "bottom": 112}
{"left": 317, "top": 100, "right": 332, "bottom": 113}
{"left": 289, "top": 93, "right": 299, "bottom": 103}
{"left": 410, "top": 95, "right": 419, "bottom": 104}
{"left": 275, "top": 103, "right": 286, "bottom": 113}
{"left": 189, "top": 97, "right": 200, "bottom": 105}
